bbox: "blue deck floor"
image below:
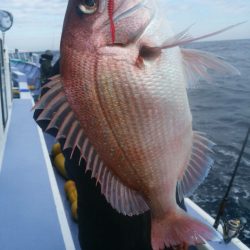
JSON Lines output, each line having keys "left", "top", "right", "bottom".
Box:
{"left": 0, "top": 99, "right": 75, "bottom": 250}
{"left": 44, "top": 133, "right": 81, "bottom": 250}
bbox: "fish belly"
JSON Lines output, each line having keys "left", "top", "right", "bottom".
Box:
{"left": 62, "top": 46, "right": 192, "bottom": 203}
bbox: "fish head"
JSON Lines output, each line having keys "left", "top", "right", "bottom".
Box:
{"left": 61, "top": 0, "right": 156, "bottom": 51}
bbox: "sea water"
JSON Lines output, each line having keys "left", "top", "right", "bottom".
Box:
{"left": 187, "top": 39, "right": 250, "bottom": 246}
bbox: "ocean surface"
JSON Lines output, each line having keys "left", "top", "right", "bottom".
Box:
{"left": 186, "top": 39, "right": 250, "bottom": 247}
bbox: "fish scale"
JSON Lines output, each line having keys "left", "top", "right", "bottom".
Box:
{"left": 64, "top": 48, "right": 143, "bottom": 189}
{"left": 94, "top": 46, "right": 191, "bottom": 197}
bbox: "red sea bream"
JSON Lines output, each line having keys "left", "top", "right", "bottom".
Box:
{"left": 34, "top": 0, "right": 240, "bottom": 248}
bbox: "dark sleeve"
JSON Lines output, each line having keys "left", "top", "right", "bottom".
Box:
{"left": 64, "top": 146, "right": 152, "bottom": 250}
{"left": 51, "top": 59, "right": 60, "bottom": 76}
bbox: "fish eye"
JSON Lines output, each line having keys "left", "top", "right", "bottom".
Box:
{"left": 78, "top": 0, "right": 97, "bottom": 15}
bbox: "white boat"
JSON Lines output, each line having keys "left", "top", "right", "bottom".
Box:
{"left": 0, "top": 31, "right": 249, "bottom": 250}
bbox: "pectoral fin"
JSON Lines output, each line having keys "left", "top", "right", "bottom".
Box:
{"left": 139, "top": 22, "right": 243, "bottom": 82}
{"left": 181, "top": 48, "right": 240, "bottom": 87}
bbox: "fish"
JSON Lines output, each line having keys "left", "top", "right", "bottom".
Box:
{"left": 34, "top": 0, "right": 241, "bottom": 249}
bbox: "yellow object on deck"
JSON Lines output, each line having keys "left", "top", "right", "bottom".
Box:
{"left": 12, "top": 88, "right": 20, "bottom": 95}
{"left": 64, "top": 180, "right": 76, "bottom": 193}
{"left": 51, "top": 143, "right": 62, "bottom": 157}
{"left": 68, "top": 189, "right": 78, "bottom": 203}
{"left": 28, "top": 85, "right": 36, "bottom": 90}
{"left": 65, "top": 180, "right": 78, "bottom": 222}
{"left": 71, "top": 200, "right": 78, "bottom": 221}
{"left": 65, "top": 181, "right": 78, "bottom": 203}
{"left": 54, "top": 153, "right": 67, "bottom": 179}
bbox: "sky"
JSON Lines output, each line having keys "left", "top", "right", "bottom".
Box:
{"left": 1, "top": 0, "right": 250, "bottom": 52}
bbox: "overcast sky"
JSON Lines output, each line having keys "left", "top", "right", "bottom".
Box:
{"left": 1, "top": 0, "right": 250, "bottom": 52}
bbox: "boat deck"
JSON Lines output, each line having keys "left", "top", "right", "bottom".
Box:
{"left": 0, "top": 98, "right": 79, "bottom": 250}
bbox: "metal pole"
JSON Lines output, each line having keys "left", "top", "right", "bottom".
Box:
{"left": 213, "top": 127, "right": 250, "bottom": 229}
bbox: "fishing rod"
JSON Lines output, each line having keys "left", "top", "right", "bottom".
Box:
{"left": 213, "top": 127, "right": 250, "bottom": 229}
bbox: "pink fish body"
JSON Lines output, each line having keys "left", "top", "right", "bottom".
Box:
{"left": 35, "top": 0, "right": 240, "bottom": 248}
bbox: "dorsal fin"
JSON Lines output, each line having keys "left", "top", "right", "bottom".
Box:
{"left": 178, "top": 132, "right": 215, "bottom": 201}
{"left": 33, "top": 75, "right": 149, "bottom": 216}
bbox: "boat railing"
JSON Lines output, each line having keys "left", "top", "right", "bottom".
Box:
{"left": 9, "top": 51, "right": 40, "bottom": 66}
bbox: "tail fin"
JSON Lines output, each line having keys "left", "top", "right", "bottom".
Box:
{"left": 151, "top": 209, "right": 221, "bottom": 250}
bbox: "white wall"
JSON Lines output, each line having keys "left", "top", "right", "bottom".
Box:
{"left": 4, "top": 46, "right": 12, "bottom": 110}
{"left": 0, "top": 37, "right": 4, "bottom": 167}
{"left": 0, "top": 86, "right": 5, "bottom": 170}
{"left": 0, "top": 40, "right": 12, "bottom": 170}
